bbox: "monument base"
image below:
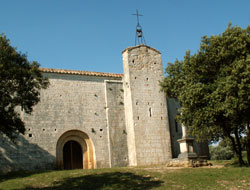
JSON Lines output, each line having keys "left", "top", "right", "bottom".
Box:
{"left": 166, "top": 157, "right": 212, "bottom": 167}
{"left": 178, "top": 152, "right": 198, "bottom": 161}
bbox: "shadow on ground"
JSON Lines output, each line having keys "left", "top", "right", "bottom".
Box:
{"left": 0, "top": 170, "right": 54, "bottom": 183}
{"left": 15, "top": 172, "right": 164, "bottom": 190}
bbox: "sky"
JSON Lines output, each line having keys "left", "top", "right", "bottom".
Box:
{"left": 0, "top": 0, "right": 250, "bottom": 74}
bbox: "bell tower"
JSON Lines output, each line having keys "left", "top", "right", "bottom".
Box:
{"left": 123, "top": 45, "right": 172, "bottom": 166}
{"left": 132, "top": 9, "right": 146, "bottom": 45}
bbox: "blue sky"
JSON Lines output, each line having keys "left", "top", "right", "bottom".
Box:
{"left": 1, "top": 0, "right": 250, "bottom": 74}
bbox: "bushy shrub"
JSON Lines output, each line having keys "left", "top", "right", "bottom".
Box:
{"left": 209, "top": 145, "right": 234, "bottom": 160}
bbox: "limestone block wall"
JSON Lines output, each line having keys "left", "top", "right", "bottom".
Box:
{"left": 123, "top": 45, "right": 172, "bottom": 166}
{"left": 0, "top": 133, "right": 55, "bottom": 173}
{"left": 0, "top": 72, "right": 124, "bottom": 172}
{"left": 105, "top": 80, "right": 128, "bottom": 167}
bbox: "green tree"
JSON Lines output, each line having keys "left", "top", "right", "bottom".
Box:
{"left": 0, "top": 34, "right": 49, "bottom": 140}
{"left": 161, "top": 24, "right": 250, "bottom": 165}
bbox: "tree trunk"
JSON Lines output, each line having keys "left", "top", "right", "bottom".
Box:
{"left": 246, "top": 121, "right": 250, "bottom": 165}
{"left": 222, "top": 124, "right": 245, "bottom": 165}
{"left": 229, "top": 132, "right": 244, "bottom": 166}
{"left": 234, "top": 129, "right": 245, "bottom": 165}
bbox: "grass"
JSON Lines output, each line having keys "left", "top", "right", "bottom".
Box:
{"left": 0, "top": 163, "right": 250, "bottom": 190}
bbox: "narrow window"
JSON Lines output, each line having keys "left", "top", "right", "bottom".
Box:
{"left": 137, "top": 116, "right": 140, "bottom": 120}
{"left": 149, "top": 107, "right": 152, "bottom": 117}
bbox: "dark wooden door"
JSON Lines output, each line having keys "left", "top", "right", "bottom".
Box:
{"left": 63, "top": 140, "right": 83, "bottom": 169}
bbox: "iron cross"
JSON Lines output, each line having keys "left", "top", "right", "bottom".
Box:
{"left": 132, "top": 9, "right": 143, "bottom": 25}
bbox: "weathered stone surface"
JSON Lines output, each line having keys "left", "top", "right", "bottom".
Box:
{"left": 0, "top": 74, "right": 122, "bottom": 172}
{"left": 0, "top": 44, "right": 209, "bottom": 173}
{"left": 123, "top": 45, "right": 172, "bottom": 166}
{"left": 105, "top": 80, "right": 128, "bottom": 167}
{"left": 166, "top": 158, "right": 212, "bottom": 167}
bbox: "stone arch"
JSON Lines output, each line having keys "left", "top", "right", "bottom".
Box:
{"left": 56, "top": 130, "right": 95, "bottom": 169}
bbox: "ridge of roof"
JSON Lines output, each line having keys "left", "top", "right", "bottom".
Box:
{"left": 39, "top": 68, "right": 123, "bottom": 78}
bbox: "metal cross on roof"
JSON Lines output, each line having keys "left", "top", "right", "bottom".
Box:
{"left": 132, "top": 9, "right": 143, "bottom": 25}
{"left": 132, "top": 9, "right": 146, "bottom": 46}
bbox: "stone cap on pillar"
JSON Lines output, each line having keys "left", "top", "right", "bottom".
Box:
{"left": 122, "top": 44, "right": 161, "bottom": 54}
{"left": 177, "top": 137, "right": 195, "bottom": 143}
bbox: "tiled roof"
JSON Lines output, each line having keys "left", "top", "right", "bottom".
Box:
{"left": 39, "top": 68, "right": 123, "bottom": 78}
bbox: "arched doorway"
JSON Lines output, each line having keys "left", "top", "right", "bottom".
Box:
{"left": 63, "top": 140, "right": 83, "bottom": 169}
{"left": 56, "top": 130, "right": 95, "bottom": 169}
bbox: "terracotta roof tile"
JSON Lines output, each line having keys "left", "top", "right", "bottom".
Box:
{"left": 39, "top": 68, "right": 123, "bottom": 78}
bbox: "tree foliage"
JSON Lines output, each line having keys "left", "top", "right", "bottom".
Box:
{"left": 161, "top": 23, "right": 250, "bottom": 165}
{"left": 0, "top": 34, "right": 49, "bottom": 140}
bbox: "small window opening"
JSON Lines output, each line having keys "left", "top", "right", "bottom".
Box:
{"left": 91, "top": 128, "right": 96, "bottom": 133}
{"left": 149, "top": 107, "right": 152, "bottom": 117}
{"left": 137, "top": 116, "right": 140, "bottom": 120}
{"left": 132, "top": 60, "right": 134, "bottom": 63}
{"left": 135, "top": 77, "right": 137, "bottom": 79}
{"left": 146, "top": 77, "right": 149, "bottom": 81}
{"left": 100, "top": 129, "right": 103, "bottom": 132}
{"left": 161, "top": 116, "right": 163, "bottom": 120}
{"left": 29, "top": 134, "right": 32, "bottom": 137}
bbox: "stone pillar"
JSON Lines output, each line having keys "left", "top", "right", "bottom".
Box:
{"left": 177, "top": 124, "right": 197, "bottom": 160}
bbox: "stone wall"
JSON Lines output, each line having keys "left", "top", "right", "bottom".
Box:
{"left": 123, "top": 45, "right": 172, "bottom": 166}
{"left": 0, "top": 72, "right": 125, "bottom": 172}
{"left": 105, "top": 80, "right": 128, "bottom": 167}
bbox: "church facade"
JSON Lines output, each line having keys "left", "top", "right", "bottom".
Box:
{"left": 0, "top": 45, "right": 209, "bottom": 172}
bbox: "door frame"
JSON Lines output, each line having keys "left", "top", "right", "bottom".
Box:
{"left": 56, "top": 130, "right": 95, "bottom": 169}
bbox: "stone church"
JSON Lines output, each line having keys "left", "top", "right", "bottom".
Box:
{"left": 0, "top": 44, "right": 209, "bottom": 172}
